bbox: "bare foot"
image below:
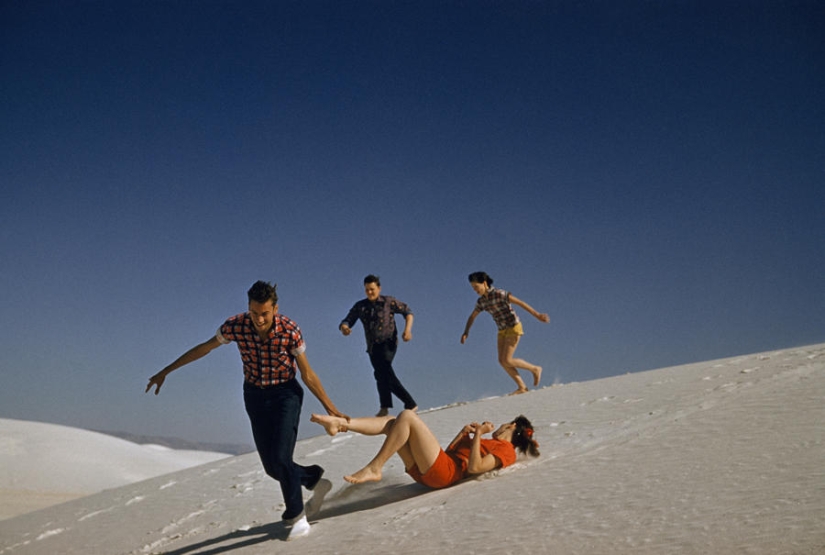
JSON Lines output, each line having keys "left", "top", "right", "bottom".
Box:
{"left": 344, "top": 466, "right": 382, "bottom": 484}
{"left": 533, "top": 366, "right": 542, "bottom": 387}
{"left": 509, "top": 388, "right": 528, "bottom": 396}
{"left": 311, "top": 413, "right": 347, "bottom": 436}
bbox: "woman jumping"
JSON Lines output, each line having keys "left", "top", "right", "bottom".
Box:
{"left": 461, "top": 271, "right": 550, "bottom": 395}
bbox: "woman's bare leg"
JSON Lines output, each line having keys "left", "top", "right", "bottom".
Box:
{"left": 310, "top": 413, "right": 394, "bottom": 436}
{"left": 497, "top": 335, "right": 542, "bottom": 393}
{"left": 344, "top": 410, "right": 441, "bottom": 484}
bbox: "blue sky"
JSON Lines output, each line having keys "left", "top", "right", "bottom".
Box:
{"left": 2, "top": 1, "right": 823, "bottom": 445}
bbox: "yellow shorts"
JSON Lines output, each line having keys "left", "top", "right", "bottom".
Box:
{"left": 497, "top": 322, "right": 524, "bottom": 338}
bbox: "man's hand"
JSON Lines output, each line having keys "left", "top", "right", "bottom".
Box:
{"left": 328, "top": 407, "right": 351, "bottom": 421}
{"left": 340, "top": 324, "right": 352, "bottom": 336}
{"left": 145, "top": 373, "right": 166, "bottom": 395}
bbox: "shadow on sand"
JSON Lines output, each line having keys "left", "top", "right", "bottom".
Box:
{"left": 159, "top": 481, "right": 428, "bottom": 554}
{"left": 315, "top": 481, "right": 427, "bottom": 519}
{"left": 159, "top": 521, "right": 288, "bottom": 555}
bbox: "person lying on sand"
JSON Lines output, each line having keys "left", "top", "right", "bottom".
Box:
{"left": 311, "top": 410, "right": 539, "bottom": 489}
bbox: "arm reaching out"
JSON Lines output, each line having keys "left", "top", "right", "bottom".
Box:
{"left": 509, "top": 295, "right": 550, "bottom": 323}
{"left": 146, "top": 336, "right": 223, "bottom": 395}
{"left": 295, "top": 352, "right": 349, "bottom": 420}
{"left": 461, "top": 309, "right": 481, "bottom": 344}
{"left": 339, "top": 304, "right": 359, "bottom": 336}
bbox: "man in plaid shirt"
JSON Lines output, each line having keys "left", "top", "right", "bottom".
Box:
{"left": 146, "top": 281, "right": 348, "bottom": 541}
{"left": 339, "top": 274, "right": 418, "bottom": 417}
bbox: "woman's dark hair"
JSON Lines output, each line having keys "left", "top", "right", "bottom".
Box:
{"left": 511, "top": 415, "right": 540, "bottom": 457}
{"left": 248, "top": 280, "right": 278, "bottom": 305}
{"left": 468, "top": 271, "right": 493, "bottom": 286}
{"left": 364, "top": 274, "right": 381, "bottom": 286}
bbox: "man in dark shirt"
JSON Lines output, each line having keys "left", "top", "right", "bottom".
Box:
{"left": 340, "top": 275, "right": 418, "bottom": 416}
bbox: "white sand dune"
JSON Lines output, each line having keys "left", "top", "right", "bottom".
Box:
{"left": 0, "top": 420, "right": 229, "bottom": 521}
{"left": 0, "top": 344, "right": 822, "bottom": 554}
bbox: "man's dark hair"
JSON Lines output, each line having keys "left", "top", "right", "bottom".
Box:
{"left": 247, "top": 280, "right": 278, "bottom": 305}
{"left": 364, "top": 274, "right": 381, "bottom": 286}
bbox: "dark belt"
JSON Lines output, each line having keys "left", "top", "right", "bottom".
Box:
{"left": 243, "top": 378, "right": 296, "bottom": 391}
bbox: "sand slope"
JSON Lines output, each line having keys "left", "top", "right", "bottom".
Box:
{"left": 0, "top": 344, "right": 822, "bottom": 554}
{"left": 0, "top": 420, "right": 229, "bottom": 521}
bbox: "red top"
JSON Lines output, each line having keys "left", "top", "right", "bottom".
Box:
{"left": 217, "top": 313, "right": 306, "bottom": 387}
{"left": 448, "top": 436, "right": 517, "bottom": 474}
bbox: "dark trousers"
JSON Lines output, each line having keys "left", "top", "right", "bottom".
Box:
{"left": 368, "top": 340, "right": 417, "bottom": 410}
{"left": 243, "top": 379, "right": 323, "bottom": 521}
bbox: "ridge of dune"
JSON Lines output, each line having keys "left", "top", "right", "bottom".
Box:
{"left": 0, "top": 419, "right": 229, "bottom": 520}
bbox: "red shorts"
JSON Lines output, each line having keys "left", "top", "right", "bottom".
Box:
{"left": 406, "top": 449, "right": 464, "bottom": 489}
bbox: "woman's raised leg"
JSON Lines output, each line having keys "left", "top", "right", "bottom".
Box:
{"left": 345, "top": 410, "right": 441, "bottom": 484}
{"left": 310, "top": 413, "right": 394, "bottom": 436}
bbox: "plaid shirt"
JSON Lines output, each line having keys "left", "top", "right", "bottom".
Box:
{"left": 216, "top": 313, "right": 306, "bottom": 387}
{"left": 475, "top": 287, "right": 520, "bottom": 330}
{"left": 341, "top": 295, "right": 412, "bottom": 351}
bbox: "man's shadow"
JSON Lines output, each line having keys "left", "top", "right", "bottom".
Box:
{"left": 315, "top": 481, "right": 427, "bottom": 519}
{"left": 158, "top": 482, "right": 427, "bottom": 555}
{"left": 159, "top": 521, "right": 287, "bottom": 555}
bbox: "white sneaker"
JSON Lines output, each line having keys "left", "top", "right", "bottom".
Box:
{"left": 286, "top": 515, "right": 311, "bottom": 541}
{"left": 305, "top": 478, "right": 332, "bottom": 518}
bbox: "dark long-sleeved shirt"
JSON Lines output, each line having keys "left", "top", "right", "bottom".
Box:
{"left": 341, "top": 295, "right": 412, "bottom": 352}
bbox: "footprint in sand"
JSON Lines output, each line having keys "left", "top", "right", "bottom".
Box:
{"left": 36, "top": 528, "right": 66, "bottom": 541}
{"left": 161, "top": 509, "right": 208, "bottom": 534}
{"left": 231, "top": 481, "right": 256, "bottom": 494}
{"left": 78, "top": 507, "right": 115, "bottom": 522}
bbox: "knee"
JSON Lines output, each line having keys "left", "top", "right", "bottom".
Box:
{"left": 266, "top": 461, "right": 291, "bottom": 481}
{"left": 397, "top": 409, "right": 419, "bottom": 424}
{"left": 260, "top": 453, "right": 292, "bottom": 481}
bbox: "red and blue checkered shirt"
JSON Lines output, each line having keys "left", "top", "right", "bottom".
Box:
{"left": 475, "top": 287, "right": 520, "bottom": 330}
{"left": 216, "top": 313, "right": 306, "bottom": 387}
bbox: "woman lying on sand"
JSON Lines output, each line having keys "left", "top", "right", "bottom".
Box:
{"left": 311, "top": 410, "right": 539, "bottom": 489}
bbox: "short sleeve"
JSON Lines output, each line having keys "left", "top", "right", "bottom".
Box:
{"left": 280, "top": 316, "right": 306, "bottom": 357}
{"left": 217, "top": 315, "right": 244, "bottom": 345}
{"left": 216, "top": 327, "right": 231, "bottom": 344}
